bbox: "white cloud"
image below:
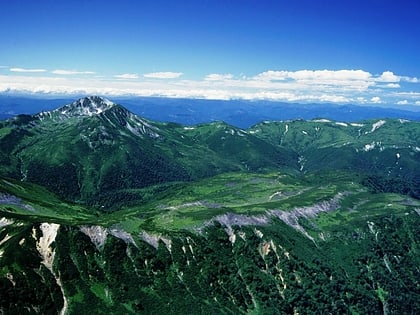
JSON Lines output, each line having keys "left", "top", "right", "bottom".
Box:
{"left": 1, "top": 68, "right": 419, "bottom": 105}
{"left": 204, "top": 73, "right": 234, "bottom": 81}
{"left": 114, "top": 73, "right": 139, "bottom": 79}
{"left": 10, "top": 67, "right": 47, "bottom": 73}
{"left": 397, "top": 100, "right": 408, "bottom": 105}
{"left": 144, "top": 72, "right": 183, "bottom": 79}
{"left": 255, "top": 69, "right": 371, "bottom": 82}
{"left": 252, "top": 69, "right": 374, "bottom": 93}
{"left": 376, "top": 71, "right": 400, "bottom": 83}
{"left": 401, "top": 76, "right": 419, "bottom": 83}
{"left": 393, "top": 91, "right": 420, "bottom": 98}
{"left": 52, "top": 69, "right": 95, "bottom": 75}
{"left": 291, "top": 69, "right": 371, "bottom": 81}
{"left": 416, "top": 101, "right": 420, "bottom": 105}
{"left": 370, "top": 96, "right": 382, "bottom": 103}
{"left": 255, "top": 70, "right": 289, "bottom": 81}
{"left": 385, "top": 83, "right": 400, "bottom": 88}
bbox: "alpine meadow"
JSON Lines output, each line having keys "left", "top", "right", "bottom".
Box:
{"left": 0, "top": 96, "right": 419, "bottom": 314}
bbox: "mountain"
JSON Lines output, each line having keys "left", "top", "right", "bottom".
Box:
{"left": 0, "top": 96, "right": 295, "bottom": 207}
{"left": 0, "top": 97, "right": 419, "bottom": 314}
{"left": 2, "top": 94, "right": 420, "bottom": 128}
{"left": 251, "top": 119, "right": 420, "bottom": 197}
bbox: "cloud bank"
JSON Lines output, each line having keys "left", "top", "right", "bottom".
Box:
{"left": 114, "top": 73, "right": 139, "bottom": 79}
{"left": 0, "top": 68, "right": 419, "bottom": 105}
{"left": 143, "top": 72, "right": 183, "bottom": 79}
{"left": 51, "top": 69, "right": 95, "bottom": 75}
{"left": 10, "top": 67, "right": 47, "bottom": 73}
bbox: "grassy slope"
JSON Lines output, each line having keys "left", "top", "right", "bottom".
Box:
{"left": 1, "top": 171, "right": 419, "bottom": 314}
{"left": 1, "top": 105, "right": 419, "bottom": 313}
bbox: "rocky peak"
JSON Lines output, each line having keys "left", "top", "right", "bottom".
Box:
{"left": 56, "top": 96, "right": 116, "bottom": 117}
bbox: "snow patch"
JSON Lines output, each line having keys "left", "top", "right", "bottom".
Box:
{"left": 363, "top": 141, "right": 384, "bottom": 152}
{"left": 335, "top": 122, "right": 348, "bottom": 127}
{"left": 364, "top": 142, "right": 376, "bottom": 151}
{"left": 369, "top": 120, "right": 386, "bottom": 133}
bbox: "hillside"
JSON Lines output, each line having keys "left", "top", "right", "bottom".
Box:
{"left": 0, "top": 97, "right": 419, "bottom": 314}
{"left": 0, "top": 96, "right": 295, "bottom": 207}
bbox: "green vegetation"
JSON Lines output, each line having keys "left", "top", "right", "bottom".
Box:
{"left": 0, "top": 97, "right": 419, "bottom": 313}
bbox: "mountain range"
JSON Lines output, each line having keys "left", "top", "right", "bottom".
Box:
{"left": 0, "top": 96, "right": 419, "bottom": 314}
{"left": 2, "top": 94, "right": 420, "bottom": 128}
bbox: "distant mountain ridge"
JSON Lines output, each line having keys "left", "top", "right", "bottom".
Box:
{"left": 1, "top": 94, "right": 420, "bottom": 127}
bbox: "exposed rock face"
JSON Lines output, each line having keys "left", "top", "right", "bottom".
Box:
{"left": 80, "top": 225, "right": 109, "bottom": 249}
{"left": 35, "top": 223, "right": 60, "bottom": 270}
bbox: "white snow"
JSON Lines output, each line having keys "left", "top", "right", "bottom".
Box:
{"left": 335, "top": 122, "right": 348, "bottom": 127}
{"left": 101, "top": 97, "right": 115, "bottom": 106}
{"left": 396, "top": 153, "right": 400, "bottom": 159}
{"left": 126, "top": 122, "right": 139, "bottom": 136}
{"left": 350, "top": 123, "right": 364, "bottom": 127}
{"left": 302, "top": 130, "right": 308, "bottom": 135}
{"left": 363, "top": 141, "right": 384, "bottom": 152}
{"left": 370, "top": 120, "right": 386, "bottom": 133}
{"left": 313, "top": 119, "right": 331, "bottom": 123}
{"left": 364, "top": 142, "right": 376, "bottom": 151}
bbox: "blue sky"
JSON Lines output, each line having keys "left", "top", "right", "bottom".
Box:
{"left": 1, "top": 0, "right": 420, "bottom": 105}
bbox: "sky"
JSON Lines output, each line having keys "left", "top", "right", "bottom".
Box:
{"left": 1, "top": 0, "right": 420, "bottom": 106}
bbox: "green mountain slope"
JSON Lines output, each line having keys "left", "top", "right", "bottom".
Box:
{"left": 251, "top": 119, "right": 420, "bottom": 198}
{"left": 0, "top": 97, "right": 419, "bottom": 314}
{"left": 1, "top": 172, "right": 419, "bottom": 314}
{"left": 0, "top": 97, "right": 296, "bottom": 207}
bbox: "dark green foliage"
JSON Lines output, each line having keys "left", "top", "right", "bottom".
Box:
{"left": 27, "top": 161, "right": 81, "bottom": 200}
{"left": 0, "top": 206, "right": 419, "bottom": 314}
{"left": 0, "top": 98, "right": 419, "bottom": 313}
{"left": 363, "top": 175, "right": 420, "bottom": 199}
{"left": 0, "top": 224, "right": 64, "bottom": 314}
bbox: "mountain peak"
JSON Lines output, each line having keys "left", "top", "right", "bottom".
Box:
{"left": 57, "top": 96, "right": 116, "bottom": 117}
